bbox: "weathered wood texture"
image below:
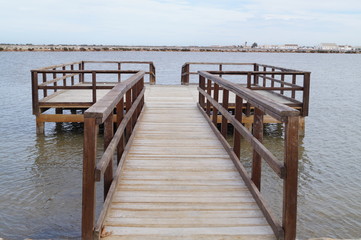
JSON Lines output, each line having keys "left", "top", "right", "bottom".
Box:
{"left": 99, "top": 85, "right": 276, "bottom": 240}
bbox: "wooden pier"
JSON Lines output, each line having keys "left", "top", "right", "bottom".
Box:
{"left": 31, "top": 62, "right": 310, "bottom": 240}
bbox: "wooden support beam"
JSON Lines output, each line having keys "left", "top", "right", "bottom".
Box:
{"left": 283, "top": 116, "right": 299, "bottom": 240}
{"left": 82, "top": 118, "right": 98, "bottom": 240}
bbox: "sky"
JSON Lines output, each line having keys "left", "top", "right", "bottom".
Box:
{"left": 1, "top": 0, "right": 361, "bottom": 46}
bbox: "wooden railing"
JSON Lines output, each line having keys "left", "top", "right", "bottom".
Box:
{"left": 81, "top": 71, "right": 145, "bottom": 239}
{"left": 31, "top": 61, "right": 155, "bottom": 115}
{"left": 181, "top": 62, "right": 310, "bottom": 116}
{"left": 198, "top": 71, "right": 300, "bottom": 240}
{"left": 181, "top": 62, "right": 255, "bottom": 85}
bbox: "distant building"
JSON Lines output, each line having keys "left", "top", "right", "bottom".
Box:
{"left": 318, "top": 43, "right": 339, "bottom": 51}
{"left": 260, "top": 45, "right": 279, "bottom": 50}
{"left": 280, "top": 44, "right": 299, "bottom": 50}
{"left": 338, "top": 45, "right": 352, "bottom": 51}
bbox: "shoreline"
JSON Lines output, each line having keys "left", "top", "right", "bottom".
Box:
{"left": 1, "top": 44, "right": 360, "bottom": 54}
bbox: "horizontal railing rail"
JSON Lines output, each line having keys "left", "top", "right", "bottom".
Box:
{"left": 181, "top": 62, "right": 310, "bottom": 117}
{"left": 82, "top": 71, "right": 145, "bottom": 240}
{"left": 198, "top": 71, "right": 300, "bottom": 240}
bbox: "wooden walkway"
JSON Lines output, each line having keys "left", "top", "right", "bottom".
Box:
{"left": 100, "top": 86, "right": 276, "bottom": 240}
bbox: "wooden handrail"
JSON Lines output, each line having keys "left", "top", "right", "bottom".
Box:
{"left": 82, "top": 71, "right": 145, "bottom": 240}
{"left": 197, "top": 71, "right": 300, "bottom": 240}
{"left": 199, "top": 71, "right": 299, "bottom": 121}
{"left": 33, "top": 61, "right": 83, "bottom": 71}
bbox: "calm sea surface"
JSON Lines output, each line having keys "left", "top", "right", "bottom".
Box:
{"left": 0, "top": 51, "right": 360, "bottom": 239}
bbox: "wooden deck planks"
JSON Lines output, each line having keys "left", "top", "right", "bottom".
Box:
{"left": 100, "top": 85, "right": 276, "bottom": 240}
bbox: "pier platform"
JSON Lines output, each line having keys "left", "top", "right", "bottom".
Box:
{"left": 31, "top": 61, "right": 310, "bottom": 240}
{"left": 99, "top": 85, "right": 275, "bottom": 239}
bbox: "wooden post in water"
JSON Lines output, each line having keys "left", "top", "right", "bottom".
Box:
{"left": 283, "top": 116, "right": 299, "bottom": 240}
{"left": 82, "top": 118, "right": 98, "bottom": 240}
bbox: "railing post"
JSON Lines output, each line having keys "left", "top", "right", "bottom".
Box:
{"left": 116, "top": 99, "right": 124, "bottom": 164}
{"left": 234, "top": 95, "right": 243, "bottom": 158}
{"left": 280, "top": 74, "right": 285, "bottom": 95}
{"left": 71, "top": 64, "right": 75, "bottom": 85}
{"left": 302, "top": 73, "right": 310, "bottom": 117}
{"left": 42, "top": 73, "right": 47, "bottom": 97}
{"left": 253, "top": 64, "right": 259, "bottom": 85}
{"left": 221, "top": 89, "right": 229, "bottom": 138}
{"left": 131, "top": 83, "right": 138, "bottom": 128}
{"left": 199, "top": 75, "right": 205, "bottom": 108}
{"left": 82, "top": 118, "right": 98, "bottom": 240}
{"left": 125, "top": 89, "right": 132, "bottom": 141}
{"left": 118, "top": 63, "right": 121, "bottom": 82}
{"left": 182, "top": 64, "right": 190, "bottom": 85}
{"left": 62, "top": 66, "right": 66, "bottom": 86}
{"left": 251, "top": 108, "right": 264, "bottom": 190}
{"left": 206, "top": 79, "right": 212, "bottom": 116}
{"left": 32, "top": 71, "right": 39, "bottom": 116}
{"left": 81, "top": 61, "right": 85, "bottom": 83}
{"left": 219, "top": 64, "right": 223, "bottom": 78}
{"left": 263, "top": 66, "right": 267, "bottom": 87}
{"left": 283, "top": 116, "right": 299, "bottom": 240}
{"left": 150, "top": 63, "right": 156, "bottom": 85}
{"left": 103, "top": 114, "right": 114, "bottom": 200}
{"left": 291, "top": 75, "right": 296, "bottom": 99}
{"left": 92, "top": 72, "right": 97, "bottom": 104}
{"left": 212, "top": 83, "right": 219, "bottom": 125}
{"left": 53, "top": 68, "right": 57, "bottom": 92}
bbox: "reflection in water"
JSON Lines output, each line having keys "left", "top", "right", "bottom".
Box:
{"left": 26, "top": 123, "right": 105, "bottom": 239}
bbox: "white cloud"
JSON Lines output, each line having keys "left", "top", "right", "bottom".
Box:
{"left": 0, "top": 0, "right": 360, "bottom": 45}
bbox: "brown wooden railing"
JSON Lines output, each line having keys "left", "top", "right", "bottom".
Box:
{"left": 81, "top": 71, "right": 145, "bottom": 239}
{"left": 181, "top": 62, "right": 310, "bottom": 117}
{"left": 198, "top": 71, "right": 300, "bottom": 240}
{"left": 31, "top": 61, "right": 155, "bottom": 115}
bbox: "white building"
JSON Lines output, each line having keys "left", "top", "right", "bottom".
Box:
{"left": 280, "top": 44, "right": 299, "bottom": 50}
{"left": 318, "top": 43, "right": 339, "bottom": 51}
{"left": 338, "top": 45, "right": 352, "bottom": 51}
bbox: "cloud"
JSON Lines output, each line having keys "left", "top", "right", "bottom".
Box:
{"left": 1, "top": 0, "right": 360, "bottom": 45}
